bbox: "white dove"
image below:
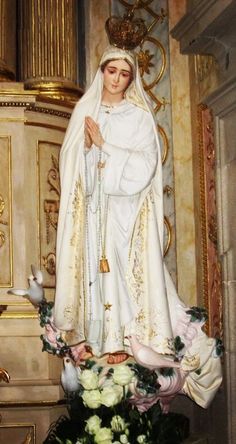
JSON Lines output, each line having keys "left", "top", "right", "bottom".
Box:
{"left": 7, "top": 264, "right": 45, "bottom": 307}
{"left": 126, "top": 334, "right": 180, "bottom": 370}
{"left": 61, "top": 357, "right": 80, "bottom": 393}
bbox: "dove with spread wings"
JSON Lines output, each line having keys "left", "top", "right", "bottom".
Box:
{"left": 7, "top": 264, "right": 45, "bottom": 307}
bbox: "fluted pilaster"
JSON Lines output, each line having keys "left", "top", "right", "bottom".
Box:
{"left": 19, "top": 0, "right": 82, "bottom": 100}
{"left": 0, "top": 0, "right": 16, "bottom": 81}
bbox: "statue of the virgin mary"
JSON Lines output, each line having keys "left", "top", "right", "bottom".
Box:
{"left": 53, "top": 15, "right": 222, "bottom": 409}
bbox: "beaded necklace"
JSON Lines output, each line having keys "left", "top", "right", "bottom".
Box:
{"left": 84, "top": 145, "right": 110, "bottom": 321}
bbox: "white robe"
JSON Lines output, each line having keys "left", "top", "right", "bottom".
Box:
{"left": 83, "top": 100, "right": 166, "bottom": 355}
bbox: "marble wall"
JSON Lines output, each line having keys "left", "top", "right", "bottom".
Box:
{"left": 168, "top": 0, "right": 197, "bottom": 305}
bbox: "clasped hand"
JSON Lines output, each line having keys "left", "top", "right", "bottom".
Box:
{"left": 84, "top": 116, "right": 104, "bottom": 149}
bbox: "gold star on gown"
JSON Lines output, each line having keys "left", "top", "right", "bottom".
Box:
{"left": 104, "top": 302, "right": 112, "bottom": 311}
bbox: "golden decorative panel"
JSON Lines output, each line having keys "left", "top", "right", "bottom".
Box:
{"left": 0, "top": 136, "right": 12, "bottom": 287}
{"left": 0, "top": 422, "right": 36, "bottom": 444}
{"left": 198, "top": 104, "right": 223, "bottom": 338}
{"left": 37, "top": 141, "right": 60, "bottom": 288}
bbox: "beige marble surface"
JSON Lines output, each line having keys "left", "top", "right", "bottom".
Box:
{"left": 168, "top": 0, "right": 197, "bottom": 306}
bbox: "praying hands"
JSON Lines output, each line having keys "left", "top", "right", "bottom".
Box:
{"left": 84, "top": 116, "right": 104, "bottom": 149}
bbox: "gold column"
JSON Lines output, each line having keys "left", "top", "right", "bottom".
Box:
{"left": 0, "top": 0, "right": 16, "bottom": 81}
{"left": 18, "top": 0, "right": 81, "bottom": 100}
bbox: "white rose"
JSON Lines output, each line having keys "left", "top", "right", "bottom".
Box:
{"left": 112, "top": 365, "right": 134, "bottom": 386}
{"left": 100, "top": 385, "right": 123, "bottom": 407}
{"left": 82, "top": 389, "right": 101, "bottom": 409}
{"left": 120, "top": 434, "right": 129, "bottom": 444}
{"left": 137, "top": 435, "right": 147, "bottom": 443}
{"left": 110, "top": 415, "right": 126, "bottom": 432}
{"left": 80, "top": 369, "right": 99, "bottom": 390}
{"left": 85, "top": 415, "right": 102, "bottom": 435}
{"left": 94, "top": 427, "right": 113, "bottom": 444}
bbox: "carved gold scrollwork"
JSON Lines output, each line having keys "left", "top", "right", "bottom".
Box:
{"left": 0, "top": 231, "right": 5, "bottom": 248}
{"left": 164, "top": 216, "right": 171, "bottom": 257}
{"left": 0, "top": 368, "right": 10, "bottom": 383}
{"left": 157, "top": 125, "right": 169, "bottom": 164}
{"left": 0, "top": 194, "right": 8, "bottom": 248}
{"left": 42, "top": 252, "right": 56, "bottom": 276}
{"left": 22, "top": 431, "right": 33, "bottom": 444}
{"left": 44, "top": 199, "right": 59, "bottom": 244}
{"left": 140, "top": 37, "right": 166, "bottom": 90}
{"left": 118, "top": 0, "right": 165, "bottom": 22}
{"left": 47, "top": 154, "right": 60, "bottom": 197}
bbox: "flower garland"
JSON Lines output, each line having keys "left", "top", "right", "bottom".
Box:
{"left": 37, "top": 299, "right": 223, "bottom": 444}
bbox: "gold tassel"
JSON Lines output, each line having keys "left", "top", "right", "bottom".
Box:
{"left": 100, "top": 255, "right": 110, "bottom": 273}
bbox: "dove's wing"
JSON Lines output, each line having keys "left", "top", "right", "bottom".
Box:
{"left": 31, "top": 265, "right": 43, "bottom": 284}
{"left": 61, "top": 371, "right": 68, "bottom": 392}
{"left": 7, "top": 288, "right": 29, "bottom": 297}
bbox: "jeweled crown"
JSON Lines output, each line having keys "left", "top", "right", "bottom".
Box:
{"left": 105, "top": 8, "right": 147, "bottom": 51}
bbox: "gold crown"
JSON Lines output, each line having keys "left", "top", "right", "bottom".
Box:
{"left": 105, "top": 9, "right": 147, "bottom": 51}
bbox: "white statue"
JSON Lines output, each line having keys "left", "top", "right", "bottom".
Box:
{"left": 52, "top": 45, "right": 222, "bottom": 409}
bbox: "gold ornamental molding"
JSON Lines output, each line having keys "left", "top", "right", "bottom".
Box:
{"left": 0, "top": 300, "right": 40, "bottom": 319}
{"left": 0, "top": 399, "right": 66, "bottom": 408}
{"left": 197, "top": 103, "right": 223, "bottom": 339}
{"left": 0, "top": 101, "right": 72, "bottom": 119}
{"left": 0, "top": 100, "right": 72, "bottom": 130}
{"left": 24, "top": 80, "right": 83, "bottom": 102}
{"left": 37, "top": 141, "right": 61, "bottom": 288}
{"left": 0, "top": 194, "right": 7, "bottom": 248}
{"left": 0, "top": 101, "right": 32, "bottom": 107}
{"left": 0, "top": 136, "right": 13, "bottom": 287}
{"left": 26, "top": 104, "right": 72, "bottom": 119}
{"left": 0, "top": 311, "right": 38, "bottom": 319}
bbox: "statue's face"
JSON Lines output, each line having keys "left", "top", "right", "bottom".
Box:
{"left": 103, "top": 59, "right": 132, "bottom": 98}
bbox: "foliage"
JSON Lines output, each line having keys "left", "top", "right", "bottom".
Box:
{"left": 186, "top": 306, "right": 208, "bottom": 323}
{"left": 43, "top": 395, "right": 189, "bottom": 444}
